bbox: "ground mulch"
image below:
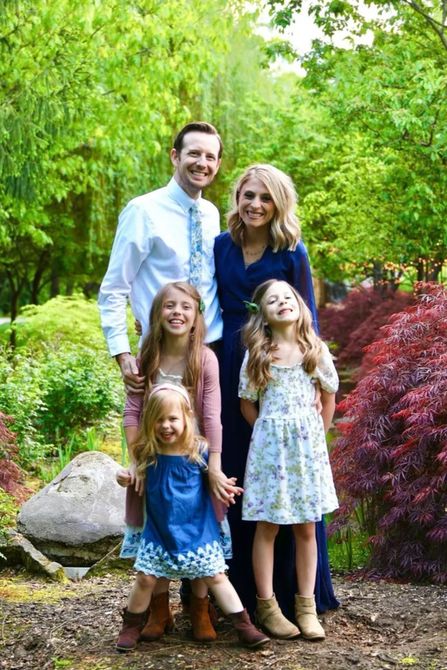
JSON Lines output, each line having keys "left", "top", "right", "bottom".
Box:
{"left": 1, "top": 568, "right": 446, "bottom": 670}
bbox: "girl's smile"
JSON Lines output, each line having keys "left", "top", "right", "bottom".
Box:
{"left": 155, "top": 397, "right": 186, "bottom": 446}
{"left": 161, "top": 287, "right": 196, "bottom": 335}
{"left": 262, "top": 282, "right": 300, "bottom": 326}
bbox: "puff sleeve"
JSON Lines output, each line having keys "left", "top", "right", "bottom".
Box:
{"left": 238, "top": 351, "right": 259, "bottom": 401}
{"left": 313, "top": 342, "right": 339, "bottom": 393}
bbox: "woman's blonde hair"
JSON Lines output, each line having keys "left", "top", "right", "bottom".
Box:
{"left": 133, "top": 385, "right": 206, "bottom": 479}
{"left": 227, "top": 164, "right": 301, "bottom": 252}
{"left": 139, "top": 282, "right": 206, "bottom": 404}
{"left": 242, "top": 280, "right": 322, "bottom": 390}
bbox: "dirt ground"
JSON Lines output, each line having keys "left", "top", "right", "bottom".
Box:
{"left": 0, "top": 568, "right": 446, "bottom": 670}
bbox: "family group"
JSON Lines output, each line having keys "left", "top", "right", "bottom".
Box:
{"left": 98, "top": 121, "right": 339, "bottom": 652}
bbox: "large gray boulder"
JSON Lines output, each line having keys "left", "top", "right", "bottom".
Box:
{"left": 17, "top": 451, "right": 126, "bottom": 566}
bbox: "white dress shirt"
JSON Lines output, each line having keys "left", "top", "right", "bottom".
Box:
{"left": 98, "top": 178, "right": 223, "bottom": 356}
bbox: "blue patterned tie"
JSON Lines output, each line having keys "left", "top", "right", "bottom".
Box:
{"left": 189, "top": 203, "right": 203, "bottom": 288}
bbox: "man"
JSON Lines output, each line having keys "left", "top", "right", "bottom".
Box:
{"left": 99, "top": 122, "right": 235, "bottom": 640}
{"left": 98, "top": 121, "right": 223, "bottom": 391}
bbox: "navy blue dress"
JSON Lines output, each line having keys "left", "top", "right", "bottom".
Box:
{"left": 214, "top": 232, "right": 339, "bottom": 618}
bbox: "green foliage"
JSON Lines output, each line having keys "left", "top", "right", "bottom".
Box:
{"left": 0, "top": 0, "right": 253, "bottom": 318}
{"left": 36, "top": 344, "right": 122, "bottom": 443}
{"left": 0, "top": 296, "right": 124, "bottom": 468}
{"left": 0, "top": 487, "right": 18, "bottom": 536}
{"left": 11, "top": 295, "right": 106, "bottom": 351}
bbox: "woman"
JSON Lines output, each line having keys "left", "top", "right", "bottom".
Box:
{"left": 214, "top": 164, "right": 339, "bottom": 620}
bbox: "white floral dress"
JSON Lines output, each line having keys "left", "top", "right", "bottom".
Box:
{"left": 238, "top": 343, "right": 339, "bottom": 524}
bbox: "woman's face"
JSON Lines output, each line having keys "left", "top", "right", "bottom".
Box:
{"left": 238, "top": 177, "right": 276, "bottom": 233}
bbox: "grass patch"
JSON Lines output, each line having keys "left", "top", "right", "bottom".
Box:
{"left": 0, "top": 577, "right": 78, "bottom": 603}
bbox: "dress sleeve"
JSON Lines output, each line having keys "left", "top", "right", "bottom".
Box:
{"left": 313, "top": 342, "right": 339, "bottom": 393}
{"left": 123, "top": 393, "right": 143, "bottom": 428}
{"left": 122, "top": 358, "right": 143, "bottom": 427}
{"left": 238, "top": 351, "right": 259, "bottom": 401}
{"left": 289, "top": 241, "right": 319, "bottom": 334}
{"left": 98, "top": 201, "right": 153, "bottom": 357}
{"left": 200, "top": 348, "right": 222, "bottom": 453}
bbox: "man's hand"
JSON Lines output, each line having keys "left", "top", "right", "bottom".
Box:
{"left": 116, "top": 352, "right": 145, "bottom": 393}
{"left": 208, "top": 469, "right": 243, "bottom": 506}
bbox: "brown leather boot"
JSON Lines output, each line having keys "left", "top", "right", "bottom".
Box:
{"left": 116, "top": 608, "right": 146, "bottom": 652}
{"left": 229, "top": 609, "right": 270, "bottom": 648}
{"left": 140, "top": 592, "right": 174, "bottom": 641}
{"left": 190, "top": 594, "right": 217, "bottom": 642}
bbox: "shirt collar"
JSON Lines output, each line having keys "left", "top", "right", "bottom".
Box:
{"left": 167, "top": 177, "right": 200, "bottom": 213}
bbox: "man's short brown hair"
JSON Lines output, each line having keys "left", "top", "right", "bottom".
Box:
{"left": 173, "top": 122, "right": 223, "bottom": 158}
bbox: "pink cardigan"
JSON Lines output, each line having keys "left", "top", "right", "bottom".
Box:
{"left": 124, "top": 346, "right": 224, "bottom": 526}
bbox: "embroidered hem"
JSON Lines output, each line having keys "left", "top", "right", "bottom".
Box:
{"left": 134, "top": 539, "right": 227, "bottom": 579}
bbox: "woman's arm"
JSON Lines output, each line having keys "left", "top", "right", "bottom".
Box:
{"left": 240, "top": 398, "right": 259, "bottom": 427}
{"left": 200, "top": 348, "right": 243, "bottom": 504}
{"left": 290, "top": 241, "right": 319, "bottom": 332}
{"left": 320, "top": 390, "right": 336, "bottom": 433}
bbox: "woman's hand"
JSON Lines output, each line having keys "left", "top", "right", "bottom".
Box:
{"left": 208, "top": 468, "right": 243, "bottom": 506}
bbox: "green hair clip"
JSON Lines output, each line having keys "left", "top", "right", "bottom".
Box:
{"left": 243, "top": 300, "right": 260, "bottom": 314}
{"left": 199, "top": 298, "right": 205, "bottom": 314}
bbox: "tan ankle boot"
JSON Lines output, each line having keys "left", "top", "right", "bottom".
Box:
{"left": 294, "top": 595, "right": 325, "bottom": 640}
{"left": 256, "top": 594, "right": 299, "bottom": 639}
{"left": 140, "top": 592, "right": 174, "bottom": 641}
{"left": 190, "top": 594, "right": 217, "bottom": 642}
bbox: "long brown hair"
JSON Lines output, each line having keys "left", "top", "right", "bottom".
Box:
{"left": 242, "top": 280, "right": 322, "bottom": 390}
{"left": 133, "top": 386, "right": 206, "bottom": 477}
{"left": 139, "top": 282, "right": 206, "bottom": 401}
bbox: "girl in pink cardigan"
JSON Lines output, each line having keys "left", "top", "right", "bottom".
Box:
{"left": 117, "top": 281, "right": 242, "bottom": 643}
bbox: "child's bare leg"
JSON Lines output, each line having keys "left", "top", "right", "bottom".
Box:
{"left": 252, "top": 521, "right": 279, "bottom": 598}
{"left": 203, "top": 573, "right": 269, "bottom": 648}
{"left": 203, "top": 572, "right": 243, "bottom": 614}
{"left": 292, "top": 522, "right": 325, "bottom": 640}
{"left": 253, "top": 522, "right": 299, "bottom": 639}
{"left": 117, "top": 572, "right": 157, "bottom": 652}
{"left": 127, "top": 572, "right": 157, "bottom": 613}
{"left": 151, "top": 577, "right": 170, "bottom": 596}
{"left": 292, "top": 522, "right": 317, "bottom": 596}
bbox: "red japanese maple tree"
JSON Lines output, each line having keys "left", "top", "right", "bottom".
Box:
{"left": 330, "top": 283, "right": 447, "bottom": 584}
{"left": 0, "top": 412, "right": 30, "bottom": 503}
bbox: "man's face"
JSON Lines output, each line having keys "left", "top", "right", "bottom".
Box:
{"left": 171, "top": 131, "right": 221, "bottom": 198}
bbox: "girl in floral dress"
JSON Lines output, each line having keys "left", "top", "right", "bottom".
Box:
{"left": 115, "top": 384, "right": 269, "bottom": 652}
{"left": 239, "top": 279, "right": 339, "bottom": 641}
